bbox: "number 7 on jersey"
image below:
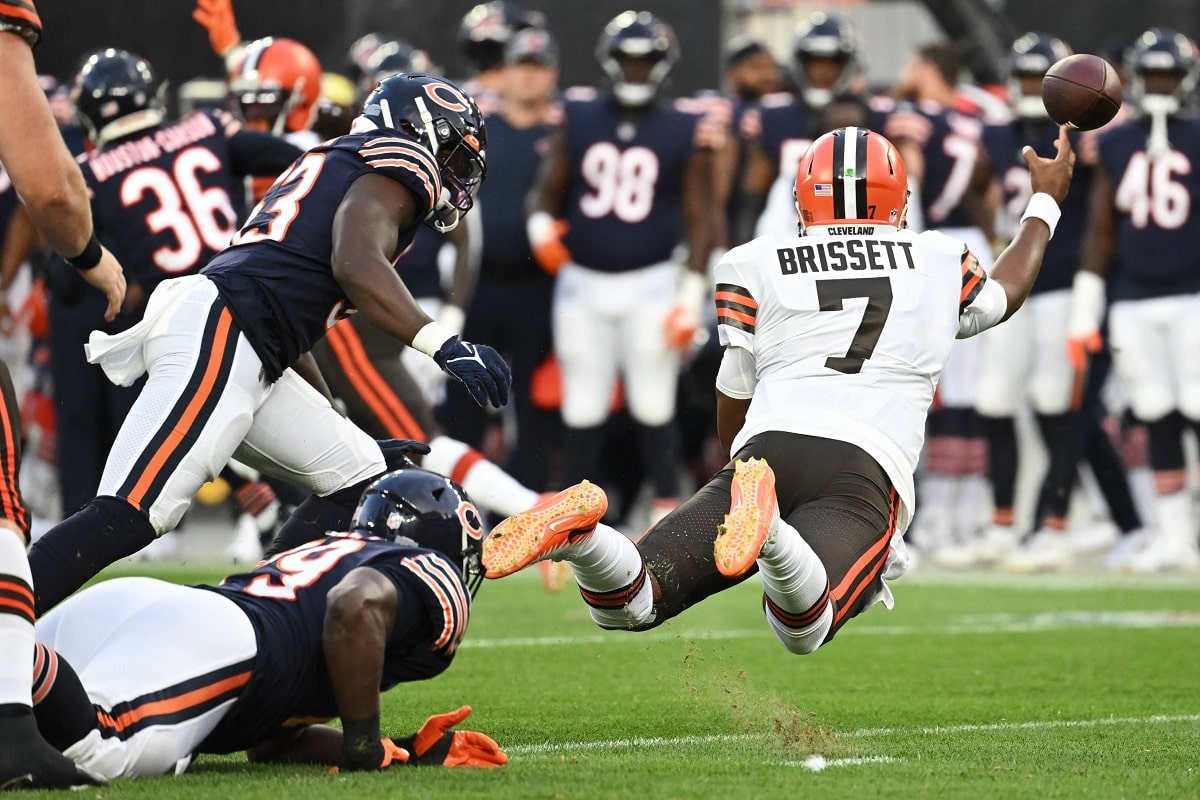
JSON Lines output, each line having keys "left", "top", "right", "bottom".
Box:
{"left": 816, "top": 277, "right": 893, "bottom": 374}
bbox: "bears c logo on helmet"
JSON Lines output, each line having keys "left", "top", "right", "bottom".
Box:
{"left": 423, "top": 82, "right": 471, "bottom": 113}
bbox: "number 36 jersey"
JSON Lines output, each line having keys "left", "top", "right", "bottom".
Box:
{"left": 715, "top": 225, "right": 1007, "bottom": 524}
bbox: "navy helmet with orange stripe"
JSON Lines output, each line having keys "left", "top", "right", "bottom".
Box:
{"left": 794, "top": 126, "right": 908, "bottom": 235}
{"left": 352, "top": 72, "right": 487, "bottom": 233}
{"left": 351, "top": 468, "right": 485, "bottom": 597}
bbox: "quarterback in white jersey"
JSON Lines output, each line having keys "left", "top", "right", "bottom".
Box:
{"left": 480, "top": 126, "right": 1074, "bottom": 657}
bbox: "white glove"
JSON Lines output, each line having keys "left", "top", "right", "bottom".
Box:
{"left": 664, "top": 269, "right": 708, "bottom": 348}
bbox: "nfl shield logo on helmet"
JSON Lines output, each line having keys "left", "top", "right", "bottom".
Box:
{"left": 386, "top": 511, "right": 402, "bottom": 530}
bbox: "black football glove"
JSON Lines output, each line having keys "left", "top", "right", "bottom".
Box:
{"left": 376, "top": 438, "right": 432, "bottom": 471}
{"left": 432, "top": 337, "right": 512, "bottom": 409}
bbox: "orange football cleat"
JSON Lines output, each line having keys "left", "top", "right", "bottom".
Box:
{"left": 482, "top": 481, "right": 607, "bottom": 578}
{"left": 713, "top": 458, "right": 778, "bottom": 578}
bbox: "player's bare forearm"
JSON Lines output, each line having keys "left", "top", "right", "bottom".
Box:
{"left": 990, "top": 221, "right": 1051, "bottom": 320}
{"left": 0, "top": 33, "right": 94, "bottom": 259}
{"left": 1078, "top": 167, "right": 1115, "bottom": 279}
{"left": 323, "top": 568, "right": 399, "bottom": 727}
{"left": 682, "top": 151, "right": 716, "bottom": 271}
{"left": 529, "top": 132, "right": 569, "bottom": 217}
{"left": 716, "top": 390, "right": 751, "bottom": 459}
{"left": 332, "top": 173, "right": 433, "bottom": 344}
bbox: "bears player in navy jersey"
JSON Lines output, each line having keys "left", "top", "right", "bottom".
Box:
{"left": 68, "top": 48, "right": 305, "bottom": 563}
{"left": 22, "top": 469, "right": 506, "bottom": 779}
{"left": 1071, "top": 28, "right": 1200, "bottom": 572}
{"left": 736, "top": 12, "right": 864, "bottom": 245}
{"left": 528, "top": 11, "right": 721, "bottom": 524}
{"left": 73, "top": 49, "right": 302, "bottom": 323}
{"left": 27, "top": 73, "right": 512, "bottom": 615}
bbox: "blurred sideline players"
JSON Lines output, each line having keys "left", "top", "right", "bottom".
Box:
{"left": 883, "top": 42, "right": 993, "bottom": 558}
{"left": 440, "top": 27, "right": 563, "bottom": 493}
{"left": 737, "top": 12, "right": 864, "bottom": 245}
{"left": 1070, "top": 27, "right": 1200, "bottom": 572}
{"left": 526, "top": 10, "right": 721, "bottom": 524}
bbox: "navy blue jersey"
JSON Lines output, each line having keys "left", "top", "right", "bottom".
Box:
{"left": 478, "top": 111, "right": 555, "bottom": 280}
{"left": 560, "top": 89, "right": 704, "bottom": 272}
{"left": 79, "top": 111, "right": 299, "bottom": 307}
{"left": 982, "top": 120, "right": 1093, "bottom": 295}
{"left": 749, "top": 92, "right": 819, "bottom": 187}
{"left": 1098, "top": 116, "right": 1200, "bottom": 301}
{"left": 885, "top": 101, "right": 983, "bottom": 230}
{"left": 198, "top": 533, "right": 470, "bottom": 753}
{"left": 203, "top": 130, "right": 441, "bottom": 381}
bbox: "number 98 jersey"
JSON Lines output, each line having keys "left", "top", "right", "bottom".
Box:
{"left": 559, "top": 89, "right": 707, "bottom": 272}
{"left": 715, "top": 226, "right": 1006, "bottom": 526}
{"left": 197, "top": 533, "right": 469, "bottom": 753}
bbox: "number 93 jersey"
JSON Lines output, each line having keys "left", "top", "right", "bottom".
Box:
{"left": 715, "top": 225, "right": 1006, "bottom": 524}
{"left": 197, "top": 533, "right": 470, "bottom": 753}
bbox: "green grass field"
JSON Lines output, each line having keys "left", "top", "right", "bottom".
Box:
{"left": 25, "top": 562, "right": 1200, "bottom": 799}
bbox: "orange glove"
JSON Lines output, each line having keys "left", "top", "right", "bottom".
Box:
{"left": 1065, "top": 269, "right": 1107, "bottom": 409}
{"left": 192, "top": 0, "right": 241, "bottom": 56}
{"left": 1067, "top": 329, "right": 1103, "bottom": 410}
{"left": 527, "top": 212, "right": 571, "bottom": 275}
{"left": 390, "top": 706, "right": 508, "bottom": 767}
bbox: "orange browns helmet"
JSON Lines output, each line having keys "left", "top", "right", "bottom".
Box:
{"left": 229, "top": 37, "right": 322, "bottom": 135}
{"left": 794, "top": 126, "right": 908, "bottom": 235}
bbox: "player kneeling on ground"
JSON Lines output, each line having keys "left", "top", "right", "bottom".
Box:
{"left": 483, "top": 125, "right": 1073, "bottom": 653}
{"left": 16, "top": 469, "right": 505, "bottom": 781}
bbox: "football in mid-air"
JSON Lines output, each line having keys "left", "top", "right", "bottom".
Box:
{"left": 1041, "top": 53, "right": 1123, "bottom": 130}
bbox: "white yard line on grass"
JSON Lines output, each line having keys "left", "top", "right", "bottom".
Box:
{"left": 505, "top": 713, "right": 1200, "bottom": 756}
{"left": 463, "top": 609, "right": 1200, "bottom": 649}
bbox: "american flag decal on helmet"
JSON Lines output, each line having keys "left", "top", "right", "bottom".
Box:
{"left": 813, "top": 183, "right": 833, "bottom": 196}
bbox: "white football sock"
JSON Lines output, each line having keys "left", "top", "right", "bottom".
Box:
{"left": 0, "top": 531, "right": 34, "bottom": 706}
{"left": 757, "top": 518, "right": 832, "bottom": 654}
{"left": 757, "top": 518, "right": 828, "bottom": 614}
{"left": 558, "top": 522, "right": 654, "bottom": 628}
{"left": 424, "top": 435, "right": 538, "bottom": 516}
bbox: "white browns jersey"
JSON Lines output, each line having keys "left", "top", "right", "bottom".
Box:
{"left": 714, "top": 224, "right": 1007, "bottom": 525}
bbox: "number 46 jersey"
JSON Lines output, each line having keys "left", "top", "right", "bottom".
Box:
{"left": 715, "top": 225, "right": 1007, "bottom": 525}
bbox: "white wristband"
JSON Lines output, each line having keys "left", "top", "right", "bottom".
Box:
{"left": 678, "top": 269, "right": 708, "bottom": 312}
{"left": 1068, "top": 270, "right": 1106, "bottom": 338}
{"left": 1019, "top": 192, "right": 1061, "bottom": 239}
{"left": 411, "top": 321, "right": 455, "bottom": 358}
